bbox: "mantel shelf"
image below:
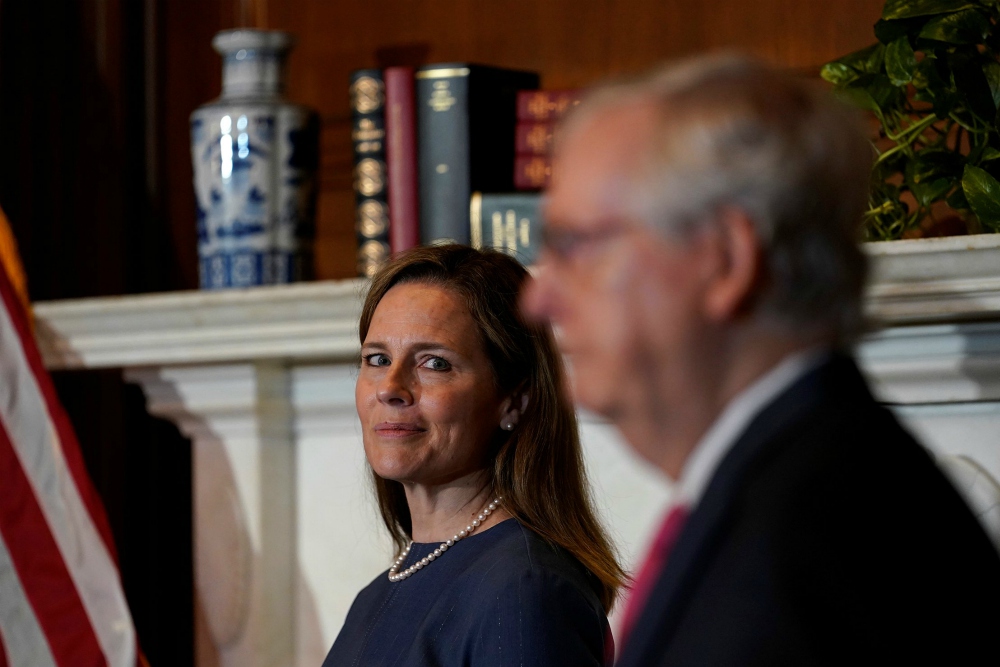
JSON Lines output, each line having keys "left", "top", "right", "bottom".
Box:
{"left": 864, "top": 233, "right": 1000, "bottom": 325}
{"left": 34, "top": 278, "right": 367, "bottom": 370}
{"left": 32, "top": 234, "right": 1000, "bottom": 371}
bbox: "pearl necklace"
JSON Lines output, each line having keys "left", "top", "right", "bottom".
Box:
{"left": 388, "top": 497, "right": 503, "bottom": 583}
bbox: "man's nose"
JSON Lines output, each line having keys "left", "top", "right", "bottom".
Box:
{"left": 520, "top": 263, "right": 555, "bottom": 325}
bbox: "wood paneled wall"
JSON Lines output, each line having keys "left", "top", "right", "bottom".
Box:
{"left": 157, "top": 0, "right": 887, "bottom": 283}
{"left": 162, "top": 0, "right": 890, "bottom": 282}
{"left": 253, "top": 0, "right": 888, "bottom": 279}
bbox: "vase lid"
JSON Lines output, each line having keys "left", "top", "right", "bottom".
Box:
{"left": 213, "top": 29, "right": 294, "bottom": 56}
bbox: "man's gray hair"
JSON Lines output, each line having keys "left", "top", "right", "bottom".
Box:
{"left": 566, "top": 54, "right": 873, "bottom": 340}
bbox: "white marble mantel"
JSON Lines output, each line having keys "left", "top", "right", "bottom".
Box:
{"left": 31, "top": 234, "right": 1000, "bottom": 667}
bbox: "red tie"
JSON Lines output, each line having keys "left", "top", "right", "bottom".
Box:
{"left": 618, "top": 504, "right": 690, "bottom": 646}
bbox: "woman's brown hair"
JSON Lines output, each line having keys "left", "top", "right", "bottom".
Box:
{"left": 359, "top": 244, "right": 626, "bottom": 611}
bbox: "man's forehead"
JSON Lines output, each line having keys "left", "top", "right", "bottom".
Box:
{"left": 560, "top": 102, "right": 658, "bottom": 159}
{"left": 545, "top": 103, "right": 657, "bottom": 227}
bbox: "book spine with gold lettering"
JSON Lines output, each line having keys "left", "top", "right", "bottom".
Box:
{"left": 416, "top": 64, "right": 539, "bottom": 245}
{"left": 514, "top": 155, "right": 551, "bottom": 191}
{"left": 350, "top": 69, "right": 391, "bottom": 277}
{"left": 515, "top": 121, "right": 556, "bottom": 155}
{"left": 469, "top": 191, "right": 542, "bottom": 265}
{"left": 515, "top": 89, "right": 584, "bottom": 121}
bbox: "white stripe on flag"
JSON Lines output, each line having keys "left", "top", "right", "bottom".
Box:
{"left": 0, "top": 530, "right": 59, "bottom": 667}
{"left": 0, "top": 306, "right": 136, "bottom": 666}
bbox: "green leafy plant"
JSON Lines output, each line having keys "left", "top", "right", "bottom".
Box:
{"left": 821, "top": 0, "right": 1000, "bottom": 239}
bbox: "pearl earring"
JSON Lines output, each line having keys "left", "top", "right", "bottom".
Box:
{"left": 501, "top": 420, "right": 515, "bottom": 431}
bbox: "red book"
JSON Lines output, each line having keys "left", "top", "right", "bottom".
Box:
{"left": 515, "top": 122, "right": 556, "bottom": 155}
{"left": 384, "top": 66, "right": 420, "bottom": 255}
{"left": 516, "top": 89, "right": 584, "bottom": 121}
{"left": 514, "top": 155, "right": 551, "bottom": 190}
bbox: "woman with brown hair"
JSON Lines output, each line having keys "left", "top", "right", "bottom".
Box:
{"left": 322, "top": 244, "right": 625, "bottom": 666}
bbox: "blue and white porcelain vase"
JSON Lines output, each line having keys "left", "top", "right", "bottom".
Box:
{"left": 191, "top": 29, "right": 318, "bottom": 289}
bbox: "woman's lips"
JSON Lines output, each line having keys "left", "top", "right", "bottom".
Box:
{"left": 374, "top": 422, "right": 426, "bottom": 437}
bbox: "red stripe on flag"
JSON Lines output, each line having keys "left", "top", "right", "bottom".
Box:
{"left": 0, "top": 418, "right": 107, "bottom": 667}
{"left": 0, "top": 626, "right": 9, "bottom": 667}
{"left": 0, "top": 266, "right": 120, "bottom": 565}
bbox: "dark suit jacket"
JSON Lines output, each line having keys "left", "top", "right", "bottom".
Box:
{"left": 617, "top": 353, "right": 1000, "bottom": 667}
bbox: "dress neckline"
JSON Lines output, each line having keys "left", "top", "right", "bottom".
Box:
{"left": 409, "top": 517, "right": 516, "bottom": 548}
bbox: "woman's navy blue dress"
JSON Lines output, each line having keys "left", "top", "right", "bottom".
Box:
{"left": 322, "top": 519, "right": 613, "bottom": 666}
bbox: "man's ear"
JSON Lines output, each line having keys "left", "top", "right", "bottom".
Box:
{"left": 703, "top": 206, "right": 763, "bottom": 322}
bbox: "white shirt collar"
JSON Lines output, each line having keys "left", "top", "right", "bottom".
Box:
{"left": 675, "top": 347, "right": 830, "bottom": 509}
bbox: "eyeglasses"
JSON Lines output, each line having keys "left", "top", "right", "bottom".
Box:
{"left": 539, "top": 221, "right": 632, "bottom": 263}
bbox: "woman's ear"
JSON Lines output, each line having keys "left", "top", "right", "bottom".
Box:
{"left": 499, "top": 386, "right": 530, "bottom": 430}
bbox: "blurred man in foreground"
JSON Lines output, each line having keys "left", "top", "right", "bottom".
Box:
{"left": 522, "top": 54, "right": 1000, "bottom": 666}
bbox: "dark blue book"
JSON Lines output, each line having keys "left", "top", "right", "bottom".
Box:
{"left": 350, "top": 69, "right": 391, "bottom": 277}
{"left": 416, "top": 64, "right": 539, "bottom": 245}
{"left": 470, "top": 192, "right": 542, "bottom": 265}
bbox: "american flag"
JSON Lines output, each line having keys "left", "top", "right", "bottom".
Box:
{"left": 0, "top": 216, "right": 141, "bottom": 666}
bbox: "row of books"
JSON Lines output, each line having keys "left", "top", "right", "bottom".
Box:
{"left": 349, "top": 63, "right": 581, "bottom": 276}
{"left": 514, "top": 88, "right": 581, "bottom": 190}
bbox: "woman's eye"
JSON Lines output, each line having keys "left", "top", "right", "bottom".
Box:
{"left": 422, "top": 356, "right": 451, "bottom": 371}
{"left": 364, "top": 353, "right": 390, "bottom": 367}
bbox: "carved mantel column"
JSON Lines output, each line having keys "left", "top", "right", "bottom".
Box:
{"left": 127, "top": 363, "right": 294, "bottom": 667}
